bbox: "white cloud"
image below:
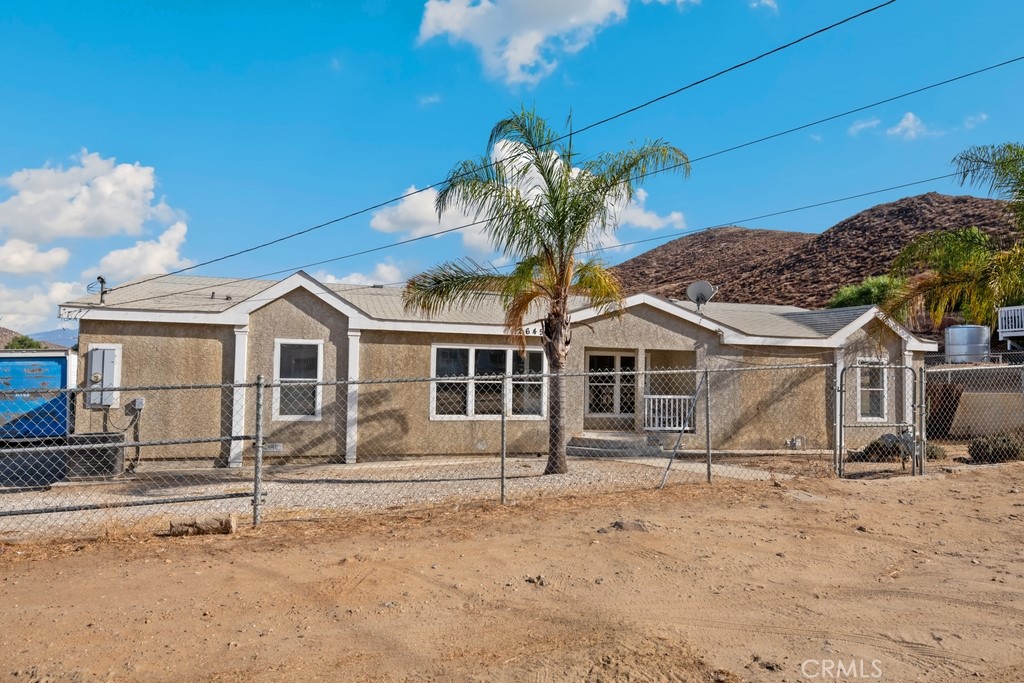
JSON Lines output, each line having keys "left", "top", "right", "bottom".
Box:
{"left": 0, "top": 281, "right": 82, "bottom": 333}
{"left": 617, "top": 189, "right": 684, "bottom": 230}
{"left": 329, "top": 57, "right": 342, "bottom": 72}
{"left": 0, "top": 239, "right": 70, "bottom": 275}
{"left": 83, "top": 221, "right": 193, "bottom": 283}
{"left": 749, "top": 0, "right": 778, "bottom": 10}
{"left": 373, "top": 141, "right": 684, "bottom": 265}
{"left": 370, "top": 186, "right": 492, "bottom": 252}
{"left": 418, "top": 93, "right": 443, "bottom": 107}
{"left": 0, "top": 149, "right": 174, "bottom": 242}
{"left": 964, "top": 112, "right": 989, "bottom": 130}
{"left": 313, "top": 260, "right": 406, "bottom": 286}
{"left": 809, "top": 133, "right": 823, "bottom": 143}
{"left": 886, "top": 112, "right": 930, "bottom": 140}
{"left": 848, "top": 118, "right": 881, "bottom": 136}
{"left": 418, "top": 0, "right": 630, "bottom": 85}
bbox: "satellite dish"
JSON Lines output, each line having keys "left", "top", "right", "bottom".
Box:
{"left": 685, "top": 280, "right": 716, "bottom": 312}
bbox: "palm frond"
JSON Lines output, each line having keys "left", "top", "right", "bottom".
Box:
{"left": 891, "top": 227, "right": 992, "bottom": 276}
{"left": 953, "top": 143, "right": 1024, "bottom": 231}
{"left": 571, "top": 259, "right": 624, "bottom": 315}
{"left": 402, "top": 259, "right": 510, "bottom": 316}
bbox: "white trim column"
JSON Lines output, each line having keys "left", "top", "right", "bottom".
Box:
{"left": 902, "top": 339, "right": 914, "bottom": 425}
{"left": 345, "top": 330, "right": 361, "bottom": 464}
{"left": 229, "top": 325, "right": 249, "bottom": 467}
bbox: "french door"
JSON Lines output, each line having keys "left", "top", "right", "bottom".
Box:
{"left": 586, "top": 354, "right": 636, "bottom": 416}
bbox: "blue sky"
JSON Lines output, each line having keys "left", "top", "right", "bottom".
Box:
{"left": 1, "top": 0, "right": 1022, "bottom": 332}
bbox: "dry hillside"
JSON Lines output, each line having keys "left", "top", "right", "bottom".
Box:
{"left": 614, "top": 193, "right": 1018, "bottom": 309}
{"left": 0, "top": 327, "right": 64, "bottom": 350}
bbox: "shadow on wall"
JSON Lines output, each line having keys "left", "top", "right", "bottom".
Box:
{"left": 712, "top": 366, "right": 831, "bottom": 450}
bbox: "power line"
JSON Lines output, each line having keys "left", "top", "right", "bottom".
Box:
{"left": 107, "top": 0, "right": 897, "bottom": 295}
{"left": 94, "top": 50, "right": 1024, "bottom": 309}
{"left": 86, "top": 171, "right": 958, "bottom": 311}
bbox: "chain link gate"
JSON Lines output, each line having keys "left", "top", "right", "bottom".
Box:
{"left": 837, "top": 363, "right": 924, "bottom": 478}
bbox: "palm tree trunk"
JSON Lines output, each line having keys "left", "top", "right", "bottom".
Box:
{"left": 545, "top": 363, "right": 568, "bottom": 475}
{"left": 543, "top": 314, "right": 571, "bottom": 475}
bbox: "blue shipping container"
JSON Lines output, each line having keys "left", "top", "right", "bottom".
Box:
{"left": 0, "top": 354, "right": 70, "bottom": 438}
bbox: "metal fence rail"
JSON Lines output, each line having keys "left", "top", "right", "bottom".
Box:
{"left": 7, "top": 361, "right": 1013, "bottom": 540}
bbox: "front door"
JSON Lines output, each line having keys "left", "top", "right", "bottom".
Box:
{"left": 586, "top": 353, "right": 636, "bottom": 417}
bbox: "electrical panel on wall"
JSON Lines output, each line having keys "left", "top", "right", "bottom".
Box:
{"left": 86, "top": 346, "right": 121, "bottom": 408}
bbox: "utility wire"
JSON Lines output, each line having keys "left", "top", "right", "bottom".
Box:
{"left": 93, "top": 50, "right": 1024, "bottom": 308}
{"left": 106, "top": 0, "right": 897, "bottom": 295}
{"left": 81, "top": 171, "right": 958, "bottom": 311}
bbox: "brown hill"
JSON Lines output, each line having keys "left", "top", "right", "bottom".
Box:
{"left": 613, "top": 193, "right": 1018, "bottom": 309}
{"left": 0, "top": 327, "right": 64, "bottom": 350}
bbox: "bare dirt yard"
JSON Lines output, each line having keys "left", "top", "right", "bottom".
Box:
{"left": 2, "top": 463, "right": 1024, "bottom": 682}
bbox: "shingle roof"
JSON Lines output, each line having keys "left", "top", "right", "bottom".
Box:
{"left": 63, "top": 275, "right": 276, "bottom": 313}
{"left": 63, "top": 273, "right": 872, "bottom": 340}
{"left": 673, "top": 301, "right": 872, "bottom": 339}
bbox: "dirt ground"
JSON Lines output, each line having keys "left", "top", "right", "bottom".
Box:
{"left": 2, "top": 463, "right": 1023, "bottom": 682}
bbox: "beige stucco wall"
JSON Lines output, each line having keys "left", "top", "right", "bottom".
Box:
{"left": 948, "top": 393, "right": 1024, "bottom": 438}
{"left": 73, "top": 298, "right": 927, "bottom": 464}
{"left": 245, "top": 289, "right": 350, "bottom": 462}
{"left": 76, "top": 320, "right": 234, "bottom": 460}
{"left": 357, "top": 329, "right": 548, "bottom": 458}
{"left": 568, "top": 305, "right": 840, "bottom": 450}
{"left": 838, "top": 321, "right": 919, "bottom": 450}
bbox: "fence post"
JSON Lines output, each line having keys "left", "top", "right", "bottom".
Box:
{"left": 832, "top": 363, "right": 840, "bottom": 477}
{"left": 919, "top": 367, "right": 927, "bottom": 476}
{"left": 253, "top": 374, "right": 265, "bottom": 527}
{"left": 500, "top": 375, "right": 507, "bottom": 505}
{"left": 704, "top": 369, "right": 712, "bottom": 483}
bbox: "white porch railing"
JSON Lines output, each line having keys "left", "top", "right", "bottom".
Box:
{"left": 643, "top": 395, "right": 696, "bottom": 432}
{"left": 997, "top": 305, "right": 1024, "bottom": 340}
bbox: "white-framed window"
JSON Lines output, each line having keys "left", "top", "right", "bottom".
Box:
{"left": 273, "top": 339, "right": 323, "bottom": 421}
{"left": 585, "top": 353, "right": 636, "bottom": 417}
{"left": 430, "top": 345, "right": 546, "bottom": 420}
{"left": 856, "top": 358, "right": 887, "bottom": 422}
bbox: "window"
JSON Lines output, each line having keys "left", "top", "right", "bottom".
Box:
{"left": 857, "top": 359, "right": 887, "bottom": 421}
{"left": 431, "top": 346, "right": 545, "bottom": 419}
{"left": 586, "top": 353, "right": 636, "bottom": 416}
{"left": 274, "top": 339, "right": 323, "bottom": 421}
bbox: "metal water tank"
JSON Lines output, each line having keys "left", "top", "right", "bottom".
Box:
{"left": 944, "top": 325, "right": 991, "bottom": 363}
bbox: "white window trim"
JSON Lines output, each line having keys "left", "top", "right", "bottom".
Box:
{"left": 856, "top": 357, "right": 888, "bottom": 423}
{"left": 272, "top": 338, "right": 324, "bottom": 422}
{"left": 585, "top": 352, "right": 637, "bottom": 418}
{"left": 429, "top": 344, "right": 547, "bottom": 421}
{"left": 85, "top": 343, "right": 122, "bottom": 409}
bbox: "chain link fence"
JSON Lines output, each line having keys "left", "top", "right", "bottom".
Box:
{"left": 7, "top": 360, "right": 1006, "bottom": 540}
{"left": 924, "top": 363, "right": 1024, "bottom": 466}
{"left": 838, "top": 363, "right": 925, "bottom": 479}
{"left": 0, "top": 383, "right": 255, "bottom": 540}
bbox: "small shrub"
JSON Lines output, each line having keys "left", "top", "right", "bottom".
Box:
{"left": 925, "top": 443, "right": 947, "bottom": 461}
{"left": 967, "top": 435, "right": 1024, "bottom": 463}
{"left": 862, "top": 434, "right": 911, "bottom": 462}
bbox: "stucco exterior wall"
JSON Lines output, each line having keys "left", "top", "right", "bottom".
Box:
{"left": 839, "top": 321, "right": 917, "bottom": 450}
{"left": 357, "top": 330, "right": 548, "bottom": 458}
{"left": 76, "top": 320, "right": 234, "bottom": 460}
{"left": 245, "top": 289, "right": 350, "bottom": 462}
{"left": 567, "top": 305, "right": 840, "bottom": 450}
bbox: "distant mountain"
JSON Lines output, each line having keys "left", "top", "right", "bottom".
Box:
{"left": 613, "top": 193, "right": 1018, "bottom": 310}
{"left": 0, "top": 327, "right": 66, "bottom": 350}
{"left": 30, "top": 327, "right": 78, "bottom": 349}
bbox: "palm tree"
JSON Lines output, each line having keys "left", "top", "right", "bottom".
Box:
{"left": 889, "top": 143, "right": 1024, "bottom": 327}
{"left": 403, "top": 108, "right": 689, "bottom": 474}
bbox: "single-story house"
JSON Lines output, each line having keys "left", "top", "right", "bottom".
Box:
{"left": 59, "top": 271, "right": 937, "bottom": 465}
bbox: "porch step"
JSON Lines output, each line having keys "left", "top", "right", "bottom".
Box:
{"left": 566, "top": 432, "right": 665, "bottom": 458}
